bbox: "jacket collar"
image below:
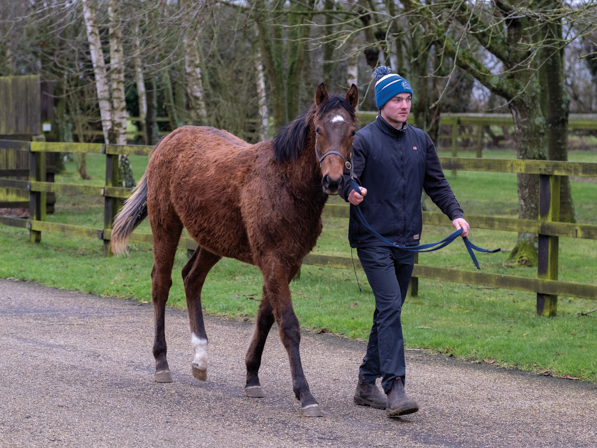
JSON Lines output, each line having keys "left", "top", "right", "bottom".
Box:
{"left": 375, "top": 112, "right": 408, "bottom": 138}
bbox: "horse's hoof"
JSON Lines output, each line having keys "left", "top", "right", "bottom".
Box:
{"left": 191, "top": 365, "right": 207, "bottom": 381}
{"left": 155, "top": 370, "right": 172, "bottom": 383}
{"left": 300, "top": 404, "right": 324, "bottom": 417}
{"left": 244, "top": 386, "right": 265, "bottom": 398}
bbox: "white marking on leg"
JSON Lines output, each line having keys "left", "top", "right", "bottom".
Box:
{"left": 191, "top": 333, "right": 208, "bottom": 370}
{"left": 331, "top": 115, "right": 345, "bottom": 123}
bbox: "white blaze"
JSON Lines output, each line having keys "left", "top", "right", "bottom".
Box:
{"left": 331, "top": 115, "right": 345, "bottom": 123}
{"left": 191, "top": 333, "right": 208, "bottom": 370}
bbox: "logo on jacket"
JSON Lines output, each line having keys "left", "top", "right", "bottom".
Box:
{"left": 413, "top": 146, "right": 417, "bottom": 150}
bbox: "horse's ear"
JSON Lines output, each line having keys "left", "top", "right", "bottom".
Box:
{"left": 346, "top": 84, "right": 359, "bottom": 109}
{"left": 315, "top": 83, "right": 329, "bottom": 106}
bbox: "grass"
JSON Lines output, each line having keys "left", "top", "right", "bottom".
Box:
{"left": 1, "top": 149, "right": 596, "bottom": 382}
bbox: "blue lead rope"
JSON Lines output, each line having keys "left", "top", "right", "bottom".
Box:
{"left": 347, "top": 179, "right": 500, "bottom": 270}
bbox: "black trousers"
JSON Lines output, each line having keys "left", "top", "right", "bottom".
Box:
{"left": 357, "top": 246, "right": 416, "bottom": 393}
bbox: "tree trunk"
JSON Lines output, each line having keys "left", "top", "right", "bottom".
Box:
{"left": 174, "top": 66, "right": 187, "bottom": 126}
{"left": 544, "top": 19, "right": 576, "bottom": 223}
{"left": 109, "top": 0, "right": 135, "bottom": 188}
{"left": 347, "top": 38, "right": 359, "bottom": 90}
{"left": 322, "top": 0, "right": 335, "bottom": 88}
{"left": 254, "top": 0, "right": 287, "bottom": 128}
{"left": 507, "top": 87, "right": 547, "bottom": 265}
{"left": 410, "top": 33, "right": 431, "bottom": 130}
{"left": 286, "top": 0, "right": 314, "bottom": 121}
{"left": 81, "top": 0, "right": 112, "bottom": 143}
{"left": 162, "top": 68, "right": 181, "bottom": 131}
{"left": 134, "top": 25, "right": 148, "bottom": 144}
{"left": 254, "top": 34, "right": 269, "bottom": 141}
{"left": 184, "top": 35, "right": 207, "bottom": 125}
{"left": 145, "top": 74, "right": 159, "bottom": 145}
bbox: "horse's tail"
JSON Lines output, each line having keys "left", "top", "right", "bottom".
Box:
{"left": 111, "top": 171, "right": 149, "bottom": 255}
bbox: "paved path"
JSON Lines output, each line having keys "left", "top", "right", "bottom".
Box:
{"left": 1, "top": 278, "right": 596, "bottom": 447}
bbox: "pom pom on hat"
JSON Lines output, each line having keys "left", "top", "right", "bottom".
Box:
{"left": 372, "top": 66, "right": 413, "bottom": 110}
{"left": 373, "top": 66, "right": 393, "bottom": 82}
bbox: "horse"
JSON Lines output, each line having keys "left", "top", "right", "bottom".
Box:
{"left": 111, "top": 83, "right": 358, "bottom": 417}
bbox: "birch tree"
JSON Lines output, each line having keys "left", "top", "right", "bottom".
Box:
{"left": 82, "top": 0, "right": 112, "bottom": 143}
{"left": 81, "top": 0, "right": 135, "bottom": 187}
{"left": 255, "top": 36, "right": 270, "bottom": 140}
{"left": 134, "top": 23, "right": 148, "bottom": 144}
{"left": 108, "top": 0, "right": 135, "bottom": 187}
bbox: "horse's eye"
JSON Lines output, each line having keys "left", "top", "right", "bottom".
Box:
{"left": 316, "top": 128, "right": 322, "bottom": 135}
{"left": 350, "top": 130, "right": 356, "bottom": 137}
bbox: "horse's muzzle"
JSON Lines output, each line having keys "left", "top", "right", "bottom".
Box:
{"left": 322, "top": 174, "right": 344, "bottom": 195}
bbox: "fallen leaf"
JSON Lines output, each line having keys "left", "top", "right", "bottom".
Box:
{"left": 231, "top": 276, "right": 239, "bottom": 280}
{"left": 483, "top": 359, "right": 496, "bottom": 364}
{"left": 350, "top": 302, "right": 359, "bottom": 307}
{"left": 561, "top": 375, "right": 580, "bottom": 380}
{"left": 542, "top": 370, "right": 552, "bottom": 376}
{"left": 444, "top": 346, "right": 451, "bottom": 353}
{"left": 317, "top": 328, "right": 328, "bottom": 334}
{"left": 234, "top": 294, "right": 239, "bottom": 298}
{"left": 472, "top": 349, "right": 477, "bottom": 353}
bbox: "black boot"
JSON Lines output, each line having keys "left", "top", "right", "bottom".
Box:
{"left": 386, "top": 377, "right": 419, "bottom": 417}
{"left": 353, "top": 382, "right": 386, "bottom": 409}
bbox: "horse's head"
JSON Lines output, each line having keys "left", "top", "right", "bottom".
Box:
{"left": 313, "top": 83, "right": 358, "bottom": 195}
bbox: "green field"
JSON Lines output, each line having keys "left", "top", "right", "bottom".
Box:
{"left": 1, "top": 148, "right": 596, "bottom": 381}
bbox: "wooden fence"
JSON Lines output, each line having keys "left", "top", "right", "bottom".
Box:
{"left": 0, "top": 139, "right": 596, "bottom": 317}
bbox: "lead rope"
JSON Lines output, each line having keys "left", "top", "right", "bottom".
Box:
{"left": 346, "top": 179, "right": 500, "bottom": 269}
{"left": 351, "top": 247, "right": 362, "bottom": 293}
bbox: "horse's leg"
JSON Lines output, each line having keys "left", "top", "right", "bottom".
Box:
{"left": 182, "top": 247, "right": 221, "bottom": 382}
{"left": 262, "top": 261, "right": 323, "bottom": 417}
{"left": 151, "top": 222, "right": 183, "bottom": 383}
{"left": 244, "top": 297, "right": 275, "bottom": 398}
{"left": 245, "top": 264, "right": 300, "bottom": 398}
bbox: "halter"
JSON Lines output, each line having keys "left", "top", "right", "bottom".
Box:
{"left": 314, "top": 145, "right": 352, "bottom": 171}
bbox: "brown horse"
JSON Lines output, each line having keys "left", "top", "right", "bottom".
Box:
{"left": 111, "top": 83, "right": 358, "bottom": 417}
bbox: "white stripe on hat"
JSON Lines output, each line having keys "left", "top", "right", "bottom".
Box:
{"left": 375, "top": 73, "right": 401, "bottom": 87}
{"left": 378, "top": 79, "right": 401, "bottom": 92}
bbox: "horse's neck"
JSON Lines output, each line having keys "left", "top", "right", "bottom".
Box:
{"left": 282, "top": 138, "right": 327, "bottom": 209}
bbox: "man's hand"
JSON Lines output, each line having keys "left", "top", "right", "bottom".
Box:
{"left": 452, "top": 218, "right": 470, "bottom": 237}
{"left": 348, "top": 186, "right": 368, "bottom": 205}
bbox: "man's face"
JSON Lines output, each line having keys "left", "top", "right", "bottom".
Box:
{"left": 380, "top": 92, "right": 412, "bottom": 128}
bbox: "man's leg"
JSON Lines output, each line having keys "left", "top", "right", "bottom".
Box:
{"left": 356, "top": 246, "right": 404, "bottom": 392}
{"left": 384, "top": 248, "right": 418, "bottom": 416}
{"left": 388, "top": 249, "right": 416, "bottom": 387}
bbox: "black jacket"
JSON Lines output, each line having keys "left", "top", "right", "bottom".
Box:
{"left": 339, "top": 114, "right": 464, "bottom": 248}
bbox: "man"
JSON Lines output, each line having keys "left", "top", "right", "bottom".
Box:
{"left": 339, "top": 66, "right": 470, "bottom": 418}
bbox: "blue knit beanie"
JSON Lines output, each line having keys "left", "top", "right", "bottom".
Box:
{"left": 373, "top": 66, "right": 413, "bottom": 110}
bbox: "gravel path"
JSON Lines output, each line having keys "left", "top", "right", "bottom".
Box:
{"left": 1, "top": 278, "right": 596, "bottom": 447}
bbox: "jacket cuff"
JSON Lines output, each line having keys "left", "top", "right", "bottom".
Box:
{"left": 449, "top": 211, "right": 465, "bottom": 221}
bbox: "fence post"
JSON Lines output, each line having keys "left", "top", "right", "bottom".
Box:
{"left": 103, "top": 147, "right": 120, "bottom": 256}
{"left": 537, "top": 174, "right": 560, "bottom": 317}
{"left": 451, "top": 120, "right": 458, "bottom": 176}
{"left": 476, "top": 125, "right": 483, "bottom": 158}
{"left": 28, "top": 136, "right": 46, "bottom": 243}
{"left": 409, "top": 253, "right": 419, "bottom": 296}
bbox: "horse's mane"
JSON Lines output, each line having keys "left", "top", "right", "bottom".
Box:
{"left": 273, "top": 95, "right": 356, "bottom": 163}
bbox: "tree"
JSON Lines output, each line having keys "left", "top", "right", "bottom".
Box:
{"left": 397, "top": 0, "right": 590, "bottom": 264}
{"left": 82, "top": 0, "right": 135, "bottom": 187}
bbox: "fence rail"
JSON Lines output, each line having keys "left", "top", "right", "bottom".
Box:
{"left": 0, "top": 138, "right": 596, "bottom": 317}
